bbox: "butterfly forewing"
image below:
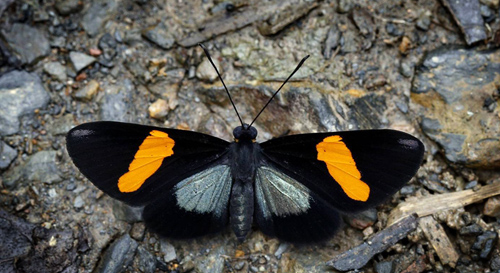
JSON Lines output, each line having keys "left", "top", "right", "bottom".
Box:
{"left": 259, "top": 130, "right": 425, "bottom": 214}
{"left": 66, "top": 121, "right": 230, "bottom": 206}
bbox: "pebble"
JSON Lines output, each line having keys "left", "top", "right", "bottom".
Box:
{"left": 385, "top": 22, "right": 404, "bottom": 37}
{"left": 0, "top": 71, "right": 50, "bottom": 136}
{"left": 142, "top": 22, "right": 175, "bottom": 50}
{"left": 471, "top": 231, "right": 498, "bottom": 260}
{"left": 412, "top": 48, "right": 500, "bottom": 168}
{"left": 98, "top": 33, "right": 117, "bottom": 60}
{"left": 43, "top": 61, "right": 67, "bottom": 82}
{"left": 0, "top": 141, "right": 17, "bottom": 169}
{"left": 129, "top": 222, "right": 146, "bottom": 241}
{"left": 55, "top": 0, "right": 82, "bottom": 15}
{"left": 135, "top": 246, "right": 157, "bottom": 273}
{"left": 323, "top": 24, "right": 341, "bottom": 59}
{"left": 73, "top": 195, "right": 84, "bottom": 208}
{"left": 3, "top": 151, "right": 63, "bottom": 188}
{"left": 73, "top": 80, "right": 99, "bottom": 101}
{"left": 160, "top": 239, "right": 177, "bottom": 262}
{"left": 196, "top": 57, "right": 220, "bottom": 82}
{"left": 81, "top": 0, "right": 117, "bottom": 37}
{"left": 416, "top": 10, "right": 432, "bottom": 31}
{"left": 148, "top": 99, "right": 169, "bottom": 119}
{"left": 112, "top": 200, "right": 143, "bottom": 223}
{"left": 99, "top": 79, "right": 135, "bottom": 122}
{"left": 69, "top": 52, "right": 97, "bottom": 73}
{"left": 0, "top": 210, "right": 35, "bottom": 271}
{"left": 483, "top": 196, "right": 500, "bottom": 217}
{"left": 336, "top": 0, "right": 353, "bottom": 13}
{"left": 0, "top": 23, "right": 50, "bottom": 65}
{"left": 375, "top": 260, "right": 393, "bottom": 273}
{"left": 94, "top": 234, "right": 138, "bottom": 273}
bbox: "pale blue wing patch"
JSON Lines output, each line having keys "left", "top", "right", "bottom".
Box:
{"left": 173, "top": 165, "right": 231, "bottom": 217}
{"left": 255, "top": 166, "right": 311, "bottom": 219}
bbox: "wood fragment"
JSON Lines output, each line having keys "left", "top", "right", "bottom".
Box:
{"left": 326, "top": 214, "right": 418, "bottom": 271}
{"left": 419, "top": 216, "right": 460, "bottom": 268}
{"left": 388, "top": 182, "right": 500, "bottom": 226}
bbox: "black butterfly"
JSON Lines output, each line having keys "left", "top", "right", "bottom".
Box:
{"left": 66, "top": 45, "right": 424, "bottom": 243}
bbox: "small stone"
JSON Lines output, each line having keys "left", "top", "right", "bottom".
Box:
{"left": 480, "top": 0, "right": 499, "bottom": 9}
{"left": 399, "top": 36, "right": 411, "bottom": 54}
{"left": 337, "top": 0, "right": 353, "bottom": 13}
{"left": 160, "top": 239, "right": 177, "bottom": 262}
{"left": 399, "top": 61, "right": 413, "bottom": 78}
{"left": 385, "top": 22, "right": 404, "bottom": 36}
{"left": 89, "top": 48, "right": 102, "bottom": 56}
{"left": 459, "top": 223, "right": 484, "bottom": 235}
{"left": 0, "top": 23, "right": 50, "bottom": 65}
{"left": 471, "top": 231, "right": 498, "bottom": 260}
{"left": 142, "top": 23, "right": 175, "bottom": 50}
{"left": 323, "top": 24, "right": 341, "bottom": 59}
{"left": 73, "top": 80, "right": 99, "bottom": 101}
{"left": 345, "top": 208, "right": 378, "bottom": 230}
{"left": 73, "top": 196, "right": 84, "bottom": 208}
{"left": 3, "top": 151, "right": 63, "bottom": 188}
{"left": 416, "top": 10, "right": 432, "bottom": 31}
{"left": 0, "top": 141, "right": 16, "bottom": 169}
{"left": 0, "top": 70, "right": 50, "bottom": 136}
{"left": 196, "top": 57, "right": 220, "bottom": 82}
{"left": 69, "top": 52, "right": 97, "bottom": 73}
{"left": 55, "top": 0, "right": 82, "bottom": 15}
{"left": 375, "top": 260, "right": 393, "bottom": 273}
{"left": 491, "top": 253, "right": 500, "bottom": 271}
{"left": 135, "top": 246, "right": 157, "bottom": 273}
{"left": 99, "top": 79, "right": 135, "bottom": 122}
{"left": 81, "top": 0, "right": 118, "bottom": 37}
{"left": 112, "top": 200, "right": 143, "bottom": 223}
{"left": 43, "top": 62, "right": 67, "bottom": 82}
{"left": 94, "top": 234, "right": 138, "bottom": 273}
{"left": 148, "top": 99, "right": 169, "bottom": 119}
{"left": 483, "top": 196, "right": 500, "bottom": 217}
{"left": 98, "top": 33, "right": 117, "bottom": 60}
{"left": 130, "top": 222, "right": 146, "bottom": 241}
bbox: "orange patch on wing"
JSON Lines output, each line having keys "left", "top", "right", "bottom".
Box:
{"left": 316, "top": 135, "right": 369, "bottom": 201}
{"left": 118, "top": 130, "right": 175, "bottom": 193}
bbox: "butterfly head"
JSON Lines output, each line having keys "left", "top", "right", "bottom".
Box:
{"left": 233, "top": 124, "right": 257, "bottom": 142}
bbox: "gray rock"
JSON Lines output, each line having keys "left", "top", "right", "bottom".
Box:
{"left": 195, "top": 245, "right": 226, "bottom": 273}
{"left": 196, "top": 57, "right": 220, "bottom": 82}
{"left": 81, "top": 0, "right": 118, "bottom": 37}
{"left": 73, "top": 80, "right": 99, "bottom": 101}
{"left": 432, "top": 133, "right": 468, "bottom": 164}
{"left": 43, "top": 61, "right": 67, "bottom": 82}
{"left": 337, "top": 0, "right": 354, "bottom": 13}
{"left": 0, "top": 23, "right": 50, "bottom": 65}
{"left": 3, "top": 151, "right": 63, "bottom": 188}
{"left": 112, "top": 199, "right": 143, "bottom": 223}
{"left": 0, "top": 70, "right": 50, "bottom": 136}
{"left": 94, "top": 234, "right": 138, "bottom": 273}
{"left": 55, "top": 0, "right": 82, "bottom": 15}
{"left": 0, "top": 0, "right": 14, "bottom": 17}
{"left": 142, "top": 23, "right": 175, "bottom": 50}
{"left": 98, "top": 33, "right": 117, "bottom": 60}
{"left": 135, "top": 246, "right": 157, "bottom": 273}
{"left": 73, "top": 195, "right": 84, "bottom": 209}
{"left": 323, "top": 24, "right": 341, "bottom": 59}
{"left": 69, "top": 52, "right": 97, "bottom": 73}
{"left": 0, "top": 141, "right": 16, "bottom": 169}
{"left": 99, "top": 79, "right": 136, "bottom": 122}
{"left": 0, "top": 209, "right": 35, "bottom": 271}
{"left": 160, "top": 239, "right": 177, "bottom": 262}
{"left": 442, "top": 0, "right": 487, "bottom": 44}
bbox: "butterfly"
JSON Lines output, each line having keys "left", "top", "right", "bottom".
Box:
{"left": 66, "top": 45, "right": 424, "bottom": 243}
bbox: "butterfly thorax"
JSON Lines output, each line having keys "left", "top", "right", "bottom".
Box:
{"left": 229, "top": 124, "right": 260, "bottom": 241}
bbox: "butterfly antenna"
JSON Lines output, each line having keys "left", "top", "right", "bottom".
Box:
{"left": 199, "top": 43, "right": 244, "bottom": 127}
{"left": 248, "top": 55, "right": 310, "bottom": 127}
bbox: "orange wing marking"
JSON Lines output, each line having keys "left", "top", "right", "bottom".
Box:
{"left": 118, "top": 130, "right": 175, "bottom": 193}
{"left": 316, "top": 135, "right": 370, "bottom": 201}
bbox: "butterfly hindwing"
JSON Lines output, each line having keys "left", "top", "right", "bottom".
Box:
{"left": 259, "top": 130, "right": 425, "bottom": 214}
{"left": 254, "top": 165, "right": 342, "bottom": 243}
{"left": 143, "top": 164, "right": 232, "bottom": 239}
{"left": 66, "top": 121, "right": 230, "bottom": 206}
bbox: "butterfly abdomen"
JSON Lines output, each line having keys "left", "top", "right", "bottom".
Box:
{"left": 230, "top": 180, "right": 254, "bottom": 241}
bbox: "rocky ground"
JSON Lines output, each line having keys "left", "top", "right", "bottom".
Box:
{"left": 0, "top": 0, "right": 500, "bottom": 272}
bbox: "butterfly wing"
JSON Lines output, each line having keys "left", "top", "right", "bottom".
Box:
{"left": 255, "top": 130, "right": 424, "bottom": 242}
{"left": 66, "top": 121, "right": 233, "bottom": 238}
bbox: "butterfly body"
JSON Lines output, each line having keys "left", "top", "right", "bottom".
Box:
{"left": 66, "top": 121, "right": 424, "bottom": 243}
